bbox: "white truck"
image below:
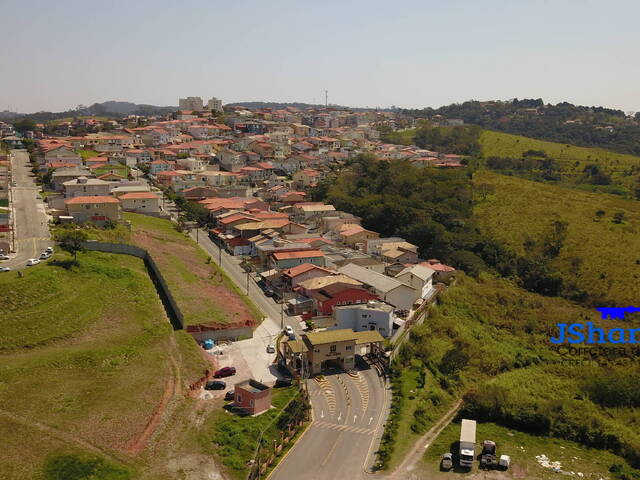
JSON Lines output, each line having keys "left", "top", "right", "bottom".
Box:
{"left": 459, "top": 419, "right": 477, "bottom": 468}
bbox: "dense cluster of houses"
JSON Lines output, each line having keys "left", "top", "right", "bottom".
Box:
{"left": 7, "top": 103, "right": 457, "bottom": 327}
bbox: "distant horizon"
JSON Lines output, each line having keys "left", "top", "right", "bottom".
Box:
{"left": 2, "top": 0, "right": 640, "bottom": 114}
{"left": 4, "top": 96, "right": 637, "bottom": 117}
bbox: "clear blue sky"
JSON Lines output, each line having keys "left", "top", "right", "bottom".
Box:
{"left": 2, "top": 0, "right": 639, "bottom": 113}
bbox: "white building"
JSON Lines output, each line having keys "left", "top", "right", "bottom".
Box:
{"left": 333, "top": 301, "right": 395, "bottom": 338}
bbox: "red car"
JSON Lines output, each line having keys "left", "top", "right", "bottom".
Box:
{"left": 214, "top": 366, "right": 237, "bottom": 378}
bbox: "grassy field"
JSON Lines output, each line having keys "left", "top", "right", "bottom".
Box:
{"left": 473, "top": 170, "right": 640, "bottom": 306}
{"left": 121, "top": 213, "right": 261, "bottom": 327}
{"left": 479, "top": 130, "right": 640, "bottom": 193}
{"left": 0, "top": 251, "right": 209, "bottom": 479}
{"left": 197, "top": 386, "right": 301, "bottom": 479}
{"left": 423, "top": 421, "right": 636, "bottom": 480}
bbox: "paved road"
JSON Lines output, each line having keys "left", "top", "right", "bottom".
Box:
{"left": 1, "top": 150, "right": 50, "bottom": 269}
{"left": 270, "top": 366, "right": 389, "bottom": 480}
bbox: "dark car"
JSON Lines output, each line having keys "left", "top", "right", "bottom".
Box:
{"left": 224, "top": 390, "right": 235, "bottom": 401}
{"left": 274, "top": 379, "right": 292, "bottom": 388}
{"left": 214, "top": 366, "right": 237, "bottom": 378}
{"left": 204, "top": 380, "right": 226, "bottom": 390}
{"left": 264, "top": 288, "right": 275, "bottom": 297}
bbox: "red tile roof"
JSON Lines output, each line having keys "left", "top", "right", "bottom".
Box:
{"left": 282, "top": 263, "right": 333, "bottom": 278}
{"left": 119, "top": 192, "right": 159, "bottom": 200}
{"left": 65, "top": 195, "right": 120, "bottom": 205}
{"left": 272, "top": 250, "right": 324, "bottom": 261}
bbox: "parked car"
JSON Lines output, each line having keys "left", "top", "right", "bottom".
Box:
{"left": 284, "top": 325, "right": 294, "bottom": 337}
{"left": 45, "top": 247, "right": 54, "bottom": 253}
{"left": 224, "top": 390, "right": 235, "bottom": 401}
{"left": 0, "top": 254, "right": 9, "bottom": 260}
{"left": 214, "top": 366, "right": 237, "bottom": 378}
{"left": 441, "top": 453, "right": 454, "bottom": 471}
{"left": 0, "top": 267, "right": 11, "bottom": 272}
{"left": 39, "top": 252, "right": 51, "bottom": 260}
{"left": 264, "top": 288, "right": 275, "bottom": 297}
{"left": 204, "top": 380, "right": 226, "bottom": 390}
{"left": 266, "top": 344, "right": 276, "bottom": 354}
{"left": 26, "top": 258, "right": 40, "bottom": 266}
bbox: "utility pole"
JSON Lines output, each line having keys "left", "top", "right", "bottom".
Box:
{"left": 325, "top": 90, "right": 328, "bottom": 108}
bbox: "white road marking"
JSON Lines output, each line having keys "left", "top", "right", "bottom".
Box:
{"left": 353, "top": 415, "right": 357, "bottom": 423}
{"left": 321, "top": 410, "right": 324, "bottom": 419}
{"left": 369, "top": 416, "right": 373, "bottom": 425}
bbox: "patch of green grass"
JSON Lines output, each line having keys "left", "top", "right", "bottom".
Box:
{"left": 77, "top": 149, "right": 100, "bottom": 160}
{"left": 198, "top": 387, "right": 302, "bottom": 479}
{"left": 479, "top": 129, "right": 640, "bottom": 191}
{"left": 423, "top": 421, "right": 639, "bottom": 479}
{"left": 94, "top": 164, "right": 128, "bottom": 177}
{"left": 0, "top": 251, "right": 206, "bottom": 477}
{"left": 473, "top": 170, "right": 640, "bottom": 305}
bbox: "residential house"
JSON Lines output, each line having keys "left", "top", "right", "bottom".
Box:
{"left": 394, "top": 264, "right": 436, "bottom": 301}
{"left": 337, "top": 263, "right": 416, "bottom": 311}
{"left": 270, "top": 249, "right": 325, "bottom": 270}
{"left": 63, "top": 176, "right": 112, "bottom": 198}
{"left": 64, "top": 196, "right": 120, "bottom": 224}
{"left": 118, "top": 192, "right": 161, "bottom": 214}
{"left": 333, "top": 301, "right": 395, "bottom": 338}
{"left": 281, "top": 263, "right": 335, "bottom": 289}
{"left": 339, "top": 225, "right": 379, "bottom": 248}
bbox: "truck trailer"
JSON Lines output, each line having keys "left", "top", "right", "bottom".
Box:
{"left": 459, "top": 419, "right": 477, "bottom": 468}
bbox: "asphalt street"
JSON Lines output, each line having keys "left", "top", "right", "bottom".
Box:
{"left": 1, "top": 150, "right": 50, "bottom": 270}
{"left": 270, "top": 366, "right": 389, "bottom": 480}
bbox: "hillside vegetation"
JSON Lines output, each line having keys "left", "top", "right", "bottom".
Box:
{"left": 473, "top": 170, "right": 640, "bottom": 306}
{"left": 0, "top": 251, "right": 209, "bottom": 479}
{"left": 393, "top": 273, "right": 640, "bottom": 474}
{"left": 480, "top": 129, "right": 640, "bottom": 195}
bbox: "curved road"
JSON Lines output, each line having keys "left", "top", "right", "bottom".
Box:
{"left": 2, "top": 150, "right": 50, "bottom": 270}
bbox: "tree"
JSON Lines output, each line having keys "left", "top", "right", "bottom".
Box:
{"left": 56, "top": 229, "right": 89, "bottom": 262}
{"left": 612, "top": 211, "right": 626, "bottom": 224}
{"left": 12, "top": 117, "right": 37, "bottom": 133}
{"left": 594, "top": 210, "right": 606, "bottom": 221}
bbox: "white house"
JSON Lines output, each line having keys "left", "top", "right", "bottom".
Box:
{"left": 333, "top": 301, "right": 395, "bottom": 338}
{"left": 337, "top": 263, "right": 415, "bottom": 311}
{"left": 394, "top": 264, "right": 436, "bottom": 301}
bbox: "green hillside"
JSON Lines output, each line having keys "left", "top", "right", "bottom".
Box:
{"left": 394, "top": 273, "right": 640, "bottom": 475}
{"left": 0, "top": 251, "right": 209, "bottom": 479}
{"left": 480, "top": 130, "right": 640, "bottom": 194}
{"left": 473, "top": 170, "right": 640, "bottom": 306}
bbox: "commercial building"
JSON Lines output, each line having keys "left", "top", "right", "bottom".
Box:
{"left": 282, "top": 329, "right": 384, "bottom": 375}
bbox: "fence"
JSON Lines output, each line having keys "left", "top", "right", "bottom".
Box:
{"left": 82, "top": 241, "right": 184, "bottom": 330}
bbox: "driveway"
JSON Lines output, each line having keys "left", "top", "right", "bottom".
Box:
{"left": 1, "top": 150, "right": 51, "bottom": 270}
